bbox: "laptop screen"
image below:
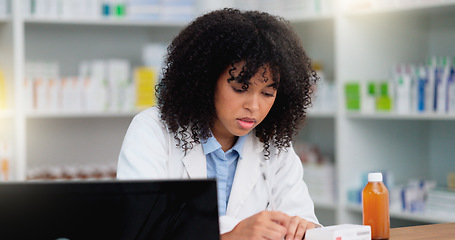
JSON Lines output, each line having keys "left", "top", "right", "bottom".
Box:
{"left": 0, "top": 179, "right": 220, "bottom": 240}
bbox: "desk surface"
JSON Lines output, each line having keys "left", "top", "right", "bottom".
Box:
{"left": 390, "top": 222, "right": 455, "bottom": 240}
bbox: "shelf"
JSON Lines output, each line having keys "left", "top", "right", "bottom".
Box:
{"left": 346, "top": 203, "right": 455, "bottom": 223}
{"left": 22, "top": 110, "right": 333, "bottom": 120}
{"left": 389, "top": 210, "right": 455, "bottom": 224}
{"left": 26, "top": 111, "right": 139, "bottom": 119}
{"left": 346, "top": 112, "right": 455, "bottom": 121}
{"left": 287, "top": 12, "right": 334, "bottom": 23}
{"left": 24, "top": 18, "right": 188, "bottom": 28}
{"left": 344, "top": 0, "right": 455, "bottom": 16}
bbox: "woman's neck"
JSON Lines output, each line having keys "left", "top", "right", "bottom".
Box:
{"left": 213, "top": 134, "right": 238, "bottom": 152}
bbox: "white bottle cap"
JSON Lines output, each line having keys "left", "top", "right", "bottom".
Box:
{"left": 368, "top": 172, "right": 383, "bottom": 182}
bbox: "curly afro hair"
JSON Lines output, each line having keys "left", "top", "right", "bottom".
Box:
{"left": 156, "top": 8, "right": 317, "bottom": 158}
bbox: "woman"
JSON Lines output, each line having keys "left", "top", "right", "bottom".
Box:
{"left": 117, "top": 8, "right": 320, "bottom": 240}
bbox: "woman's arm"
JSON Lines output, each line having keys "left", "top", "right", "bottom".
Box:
{"left": 273, "top": 145, "right": 320, "bottom": 226}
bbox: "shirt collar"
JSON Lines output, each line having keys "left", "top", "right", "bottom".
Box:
{"left": 231, "top": 134, "right": 246, "bottom": 159}
{"left": 202, "top": 133, "right": 247, "bottom": 159}
{"left": 202, "top": 134, "right": 221, "bottom": 155}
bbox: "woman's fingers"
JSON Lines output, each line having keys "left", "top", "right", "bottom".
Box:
{"left": 285, "top": 216, "right": 316, "bottom": 240}
{"left": 286, "top": 216, "right": 300, "bottom": 240}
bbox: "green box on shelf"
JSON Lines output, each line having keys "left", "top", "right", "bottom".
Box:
{"left": 376, "top": 81, "right": 392, "bottom": 111}
{"left": 379, "top": 81, "right": 389, "bottom": 97}
{"left": 345, "top": 82, "right": 361, "bottom": 111}
{"left": 367, "top": 81, "right": 377, "bottom": 96}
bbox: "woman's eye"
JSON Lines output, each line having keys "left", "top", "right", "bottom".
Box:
{"left": 263, "top": 92, "right": 275, "bottom": 97}
{"left": 233, "top": 87, "right": 246, "bottom": 93}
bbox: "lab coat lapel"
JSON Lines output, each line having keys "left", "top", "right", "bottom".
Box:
{"left": 226, "top": 133, "right": 262, "bottom": 217}
{"left": 181, "top": 145, "right": 207, "bottom": 179}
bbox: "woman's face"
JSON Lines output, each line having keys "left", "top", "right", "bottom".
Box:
{"left": 212, "top": 63, "right": 277, "bottom": 141}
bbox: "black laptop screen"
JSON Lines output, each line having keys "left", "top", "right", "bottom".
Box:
{"left": 0, "top": 179, "right": 219, "bottom": 240}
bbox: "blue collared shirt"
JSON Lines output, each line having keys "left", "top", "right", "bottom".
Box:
{"left": 202, "top": 134, "right": 246, "bottom": 216}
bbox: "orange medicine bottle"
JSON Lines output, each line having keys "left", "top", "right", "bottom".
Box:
{"left": 362, "top": 172, "right": 390, "bottom": 240}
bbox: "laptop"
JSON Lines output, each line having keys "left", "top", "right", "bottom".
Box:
{"left": 0, "top": 179, "right": 220, "bottom": 240}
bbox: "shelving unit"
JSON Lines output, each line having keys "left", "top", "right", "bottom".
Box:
{"left": 1, "top": 0, "right": 455, "bottom": 227}
{"left": 344, "top": 0, "right": 455, "bottom": 16}
{"left": 22, "top": 20, "right": 182, "bottom": 180}
{"left": 0, "top": 17, "right": 13, "bottom": 115}
{"left": 334, "top": 0, "right": 455, "bottom": 227}
{"left": 6, "top": 1, "right": 186, "bottom": 181}
{"left": 0, "top": 3, "right": 14, "bottom": 182}
{"left": 26, "top": 111, "right": 138, "bottom": 119}
{"left": 346, "top": 203, "right": 455, "bottom": 224}
{"left": 347, "top": 112, "right": 455, "bottom": 120}
{"left": 24, "top": 18, "right": 188, "bottom": 27}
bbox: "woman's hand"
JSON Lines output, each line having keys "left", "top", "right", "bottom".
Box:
{"left": 220, "top": 211, "right": 290, "bottom": 240}
{"left": 285, "top": 216, "right": 316, "bottom": 240}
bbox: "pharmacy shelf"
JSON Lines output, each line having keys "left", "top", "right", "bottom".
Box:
{"left": 335, "top": 0, "right": 455, "bottom": 226}
{"left": 346, "top": 203, "right": 455, "bottom": 224}
{"left": 287, "top": 12, "right": 334, "bottom": 23}
{"left": 389, "top": 210, "right": 455, "bottom": 224}
{"left": 346, "top": 112, "right": 455, "bottom": 121}
{"left": 24, "top": 18, "right": 188, "bottom": 27}
{"left": 25, "top": 111, "right": 139, "bottom": 119}
{"left": 344, "top": 0, "right": 455, "bottom": 16}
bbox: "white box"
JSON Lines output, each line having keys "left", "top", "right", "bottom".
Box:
{"left": 306, "top": 224, "right": 371, "bottom": 240}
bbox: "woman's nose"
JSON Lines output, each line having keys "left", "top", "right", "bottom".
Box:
{"left": 244, "top": 94, "right": 260, "bottom": 112}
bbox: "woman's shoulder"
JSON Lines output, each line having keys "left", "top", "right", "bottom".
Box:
{"left": 131, "top": 106, "right": 167, "bottom": 130}
{"left": 134, "top": 106, "right": 160, "bottom": 121}
{"left": 136, "top": 105, "right": 159, "bottom": 116}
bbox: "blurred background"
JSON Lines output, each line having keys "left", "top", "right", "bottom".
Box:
{"left": 0, "top": 0, "right": 455, "bottom": 227}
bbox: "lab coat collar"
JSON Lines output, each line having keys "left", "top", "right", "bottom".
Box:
{"left": 226, "top": 133, "right": 263, "bottom": 217}
{"left": 181, "top": 144, "right": 207, "bottom": 178}
{"left": 182, "top": 133, "right": 254, "bottom": 179}
{"left": 181, "top": 132, "right": 264, "bottom": 218}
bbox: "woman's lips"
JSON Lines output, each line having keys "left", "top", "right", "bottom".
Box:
{"left": 237, "top": 118, "right": 256, "bottom": 130}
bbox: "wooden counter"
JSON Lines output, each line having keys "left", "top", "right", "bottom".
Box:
{"left": 390, "top": 222, "right": 455, "bottom": 240}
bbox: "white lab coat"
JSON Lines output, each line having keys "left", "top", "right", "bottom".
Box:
{"left": 117, "top": 107, "right": 320, "bottom": 234}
